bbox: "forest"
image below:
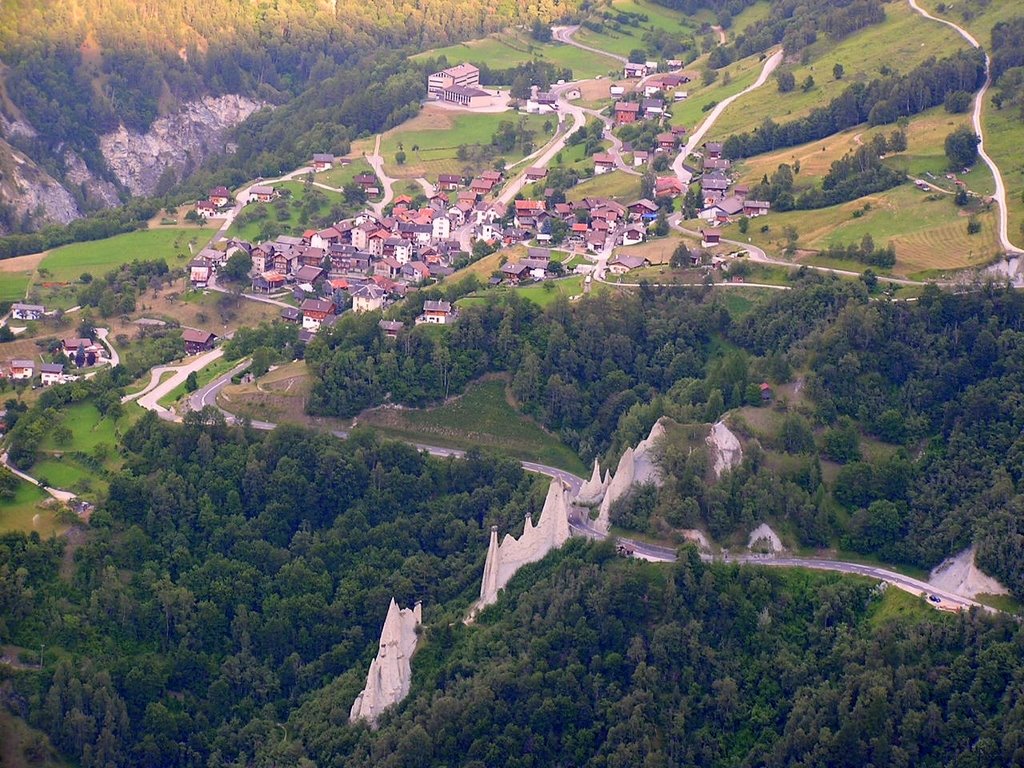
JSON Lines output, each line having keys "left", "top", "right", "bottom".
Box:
{"left": 2, "top": 416, "right": 1023, "bottom": 766}
{"left": 2, "top": 277, "right": 1024, "bottom": 764}
{"left": 307, "top": 278, "right": 1024, "bottom": 598}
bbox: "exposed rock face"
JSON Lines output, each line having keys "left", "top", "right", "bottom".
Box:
{"left": 100, "top": 95, "right": 264, "bottom": 196}
{"left": 706, "top": 420, "right": 742, "bottom": 478}
{"left": 0, "top": 138, "right": 80, "bottom": 227}
{"left": 929, "top": 546, "right": 1009, "bottom": 598}
{"left": 63, "top": 150, "right": 121, "bottom": 209}
{"left": 474, "top": 479, "right": 572, "bottom": 613}
{"left": 349, "top": 598, "right": 422, "bottom": 726}
{"left": 592, "top": 419, "right": 667, "bottom": 532}
{"left": 747, "top": 523, "right": 783, "bottom": 553}
{"left": 575, "top": 459, "right": 606, "bottom": 506}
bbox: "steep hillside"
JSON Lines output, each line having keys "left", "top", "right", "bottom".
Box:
{"left": 0, "top": 0, "right": 583, "bottom": 231}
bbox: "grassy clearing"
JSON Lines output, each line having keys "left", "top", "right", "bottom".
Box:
{"left": 574, "top": 0, "right": 698, "bottom": 59}
{"left": 0, "top": 477, "right": 57, "bottom": 536}
{"left": 735, "top": 107, "right": 988, "bottom": 191}
{"left": 667, "top": 52, "right": 766, "bottom": 131}
{"left": 227, "top": 181, "right": 345, "bottom": 242}
{"left": 515, "top": 275, "right": 585, "bottom": 306}
{"left": 314, "top": 157, "right": 374, "bottom": 189}
{"left": 378, "top": 107, "right": 554, "bottom": 180}
{"left": 710, "top": 2, "right": 967, "bottom": 139}
{"left": 218, "top": 362, "right": 316, "bottom": 426}
{"left": 0, "top": 270, "right": 31, "bottom": 302}
{"left": 730, "top": 1, "right": 771, "bottom": 34}
{"left": 550, "top": 140, "right": 611, "bottom": 175}
{"left": 413, "top": 31, "right": 619, "bottom": 79}
{"left": 457, "top": 274, "right": 587, "bottom": 309}
{"left": 358, "top": 378, "right": 586, "bottom": 475}
{"left": 911, "top": 0, "right": 1024, "bottom": 244}
{"left": 746, "top": 185, "right": 1000, "bottom": 275}
{"left": 566, "top": 170, "right": 641, "bottom": 202}
{"left": 982, "top": 107, "right": 1024, "bottom": 248}
{"left": 37, "top": 403, "right": 121, "bottom": 453}
{"left": 36, "top": 228, "right": 211, "bottom": 284}
{"left": 618, "top": 236, "right": 679, "bottom": 265}
{"left": 31, "top": 457, "right": 96, "bottom": 492}
{"left": 867, "top": 585, "right": 936, "bottom": 628}
{"left": 449, "top": 246, "right": 525, "bottom": 283}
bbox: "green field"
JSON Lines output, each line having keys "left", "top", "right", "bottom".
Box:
{"left": 227, "top": 181, "right": 346, "bottom": 241}
{"left": 0, "top": 476, "right": 56, "bottom": 536}
{"left": 414, "top": 30, "right": 619, "bottom": 79}
{"left": 30, "top": 457, "right": 96, "bottom": 492}
{"left": 709, "top": 2, "right": 967, "bottom": 139}
{"left": 574, "top": 0, "right": 699, "bottom": 59}
{"left": 0, "top": 271, "right": 31, "bottom": 302}
{"left": 380, "top": 109, "right": 554, "bottom": 180}
{"left": 730, "top": 1, "right": 771, "bottom": 35}
{"left": 667, "top": 51, "right": 767, "bottom": 131}
{"left": 734, "top": 107, "right": 994, "bottom": 197}
{"left": 37, "top": 403, "right": 121, "bottom": 453}
{"left": 743, "top": 184, "right": 1000, "bottom": 276}
{"left": 37, "top": 228, "right": 213, "bottom": 283}
{"left": 566, "top": 170, "right": 642, "bottom": 202}
{"left": 314, "top": 157, "right": 374, "bottom": 189}
{"left": 357, "top": 378, "right": 586, "bottom": 475}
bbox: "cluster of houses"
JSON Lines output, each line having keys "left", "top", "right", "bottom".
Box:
{"left": 613, "top": 97, "right": 671, "bottom": 126}
{"left": 695, "top": 142, "right": 770, "bottom": 225}
{"left": 195, "top": 186, "right": 233, "bottom": 219}
{"left": 504, "top": 196, "right": 655, "bottom": 256}
{"left": 4, "top": 335, "right": 111, "bottom": 386}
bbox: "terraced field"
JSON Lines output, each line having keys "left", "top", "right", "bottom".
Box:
{"left": 745, "top": 185, "right": 1000, "bottom": 275}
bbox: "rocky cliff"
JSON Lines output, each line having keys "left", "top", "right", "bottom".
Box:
{"left": 349, "top": 599, "right": 422, "bottom": 727}
{"left": 100, "top": 94, "right": 264, "bottom": 196}
{"left": 472, "top": 479, "right": 573, "bottom": 616}
{"left": 0, "top": 138, "right": 81, "bottom": 227}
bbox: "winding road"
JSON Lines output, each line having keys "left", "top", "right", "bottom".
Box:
{"left": 551, "top": 25, "right": 627, "bottom": 64}
{"left": 175, "top": 360, "right": 1002, "bottom": 615}
{"left": 673, "top": 48, "right": 784, "bottom": 184}
{"left": 905, "top": 0, "right": 1020, "bottom": 256}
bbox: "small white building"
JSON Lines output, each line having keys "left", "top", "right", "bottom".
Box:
{"left": 10, "top": 303, "right": 44, "bottom": 321}
{"left": 39, "top": 362, "right": 64, "bottom": 386}
{"left": 351, "top": 284, "right": 386, "bottom": 314}
{"left": 431, "top": 215, "right": 451, "bottom": 241}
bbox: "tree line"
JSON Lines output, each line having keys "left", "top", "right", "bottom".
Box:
{"left": 722, "top": 50, "right": 986, "bottom": 159}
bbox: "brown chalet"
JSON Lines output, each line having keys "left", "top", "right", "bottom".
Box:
{"left": 614, "top": 101, "right": 641, "bottom": 125}
{"left": 182, "top": 329, "right": 217, "bottom": 355}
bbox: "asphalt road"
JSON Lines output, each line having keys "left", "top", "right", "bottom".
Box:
{"left": 171, "top": 357, "right": 1002, "bottom": 614}
{"left": 672, "top": 48, "right": 784, "bottom": 184}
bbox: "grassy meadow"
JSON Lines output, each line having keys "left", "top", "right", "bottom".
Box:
{"left": 36, "top": 228, "right": 211, "bottom": 284}
{"left": 709, "top": 1, "right": 968, "bottom": 140}
{"left": 357, "top": 378, "right": 586, "bottom": 475}
{"left": 414, "top": 30, "right": 619, "bottom": 79}
{"left": 566, "top": 170, "right": 642, "bottom": 202}
{"left": 378, "top": 108, "right": 554, "bottom": 180}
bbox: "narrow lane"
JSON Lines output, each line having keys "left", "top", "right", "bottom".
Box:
{"left": 905, "top": 0, "right": 1021, "bottom": 255}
